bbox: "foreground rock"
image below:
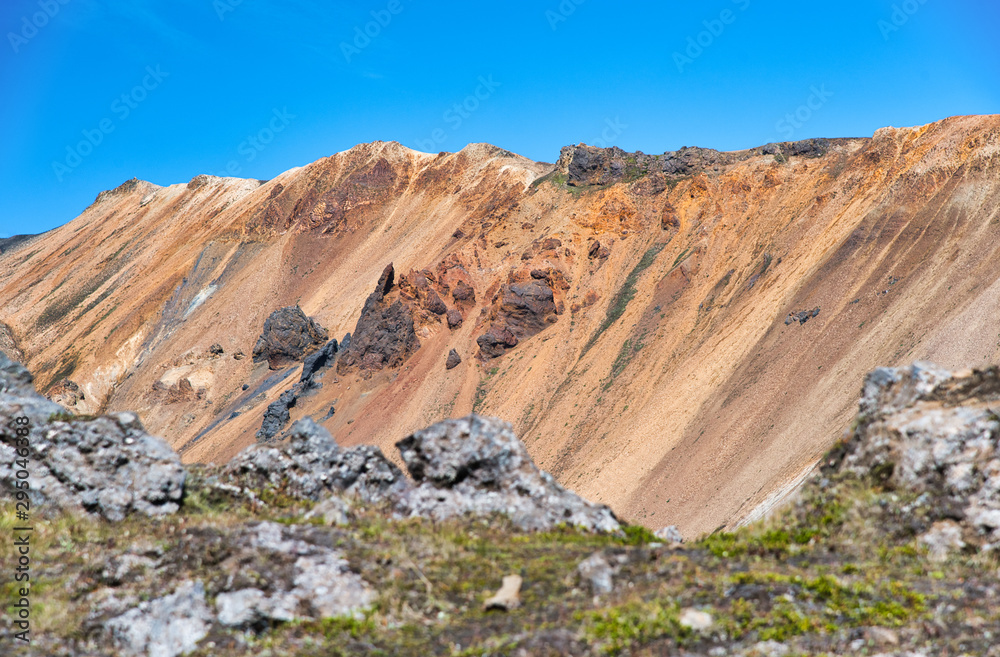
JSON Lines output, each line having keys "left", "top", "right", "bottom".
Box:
{"left": 824, "top": 361, "right": 1000, "bottom": 555}
{"left": 230, "top": 418, "right": 409, "bottom": 504}
{"left": 252, "top": 305, "right": 329, "bottom": 370}
{"left": 396, "top": 415, "right": 622, "bottom": 532}
{"left": 0, "top": 353, "right": 185, "bottom": 521}
{"left": 95, "top": 521, "right": 374, "bottom": 657}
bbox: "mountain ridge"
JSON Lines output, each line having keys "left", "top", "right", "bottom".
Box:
{"left": 3, "top": 113, "right": 1000, "bottom": 536}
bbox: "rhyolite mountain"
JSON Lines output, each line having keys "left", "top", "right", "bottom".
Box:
{"left": 2, "top": 115, "right": 1000, "bottom": 537}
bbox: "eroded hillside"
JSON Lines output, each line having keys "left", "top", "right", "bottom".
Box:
{"left": 2, "top": 115, "right": 1000, "bottom": 536}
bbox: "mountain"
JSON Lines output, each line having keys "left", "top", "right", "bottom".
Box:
{"left": 2, "top": 115, "right": 1000, "bottom": 536}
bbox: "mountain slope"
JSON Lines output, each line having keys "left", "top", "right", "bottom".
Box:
{"left": 2, "top": 116, "right": 999, "bottom": 536}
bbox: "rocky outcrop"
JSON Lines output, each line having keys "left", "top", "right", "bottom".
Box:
{"left": 300, "top": 338, "right": 338, "bottom": 383}
{"left": 824, "top": 362, "right": 1000, "bottom": 556}
{"left": 395, "top": 415, "right": 621, "bottom": 532}
{"left": 252, "top": 306, "right": 329, "bottom": 370}
{"left": 477, "top": 280, "right": 557, "bottom": 358}
{"left": 255, "top": 338, "right": 339, "bottom": 443}
{"left": 0, "top": 353, "right": 185, "bottom": 521}
{"left": 557, "top": 139, "right": 838, "bottom": 187}
{"left": 337, "top": 264, "right": 420, "bottom": 376}
{"left": 785, "top": 307, "right": 821, "bottom": 325}
{"left": 232, "top": 418, "right": 408, "bottom": 504}
{"left": 0, "top": 321, "right": 23, "bottom": 362}
{"left": 446, "top": 349, "right": 462, "bottom": 370}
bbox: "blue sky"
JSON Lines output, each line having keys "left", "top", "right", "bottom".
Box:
{"left": 1, "top": 0, "right": 997, "bottom": 238}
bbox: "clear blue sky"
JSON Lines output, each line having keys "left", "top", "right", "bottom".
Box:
{"left": 1, "top": 0, "right": 997, "bottom": 238}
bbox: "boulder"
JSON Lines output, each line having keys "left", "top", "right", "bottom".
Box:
{"left": 446, "top": 308, "right": 463, "bottom": 329}
{"left": 395, "top": 415, "right": 621, "bottom": 532}
{"left": 252, "top": 306, "right": 328, "bottom": 370}
{"left": 0, "top": 353, "right": 185, "bottom": 522}
{"left": 106, "top": 580, "right": 211, "bottom": 657}
{"left": 230, "top": 418, "right": 409, "bottom": 504}
{"left": 452, "top": 280, "right": 476, "bottom": 303}
{"left": 825, "top": 362, "right": 1000, "bottom": 549}
{"left": 476, "top": 324, "right": 519, "bottom": 358}
{"left": 476, "top": 281, "right": 557, "bottom": 358}
{"left": 446, "top": 349, "right": 462, "bottom": 370}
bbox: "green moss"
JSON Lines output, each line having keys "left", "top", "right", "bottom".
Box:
{"left": 584, "top": 244, "right": 665, "bottom": 355}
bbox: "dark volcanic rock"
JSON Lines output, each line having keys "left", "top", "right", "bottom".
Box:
{"left": 252, "top": 306, "right": 329, "bottom": 370}
{"left": 395, "top": 415, "right": 621, "bottom": 532}
{"left": 256, "top": 388, "right": 298, "bottom": 443}
{"left": 556, "top": 138, "right": 842, "bottom": 189}
{"left": 230, "top": 418, "right": 409, "bottom": 504}
{"left": 424, "top": 289, "right": 447, "bottom": 315}
{"left": 452, "top": 280, "right": 476, "bottom": 303}
{"left": 476, "top": 324, "right": 519, "bottom": 358}
{"left": 301, "top": 339, "right": 338, "bottom": 383}
{"left": 337, "top": 264, "right": 420, "bottom": 375}
{"left": 502, "top": 281, "right": 557, "bottom": 334}
{"left": 446, "top": 349, "right": 462, "bottom": 370}
{"left": 446, "top": 308, "right": 463, "bottom": 329}
{"left": 0, "top": 353, "right": 185, "bottom": 522}
{"left": 477, "top": 281, "right": 558, "bottom": 357}
{"left": 784, "top": 307, "right": 821, "bottom": 325}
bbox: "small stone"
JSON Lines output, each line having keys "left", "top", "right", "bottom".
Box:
{"left": 678, "top": 608, "right": 713, "bottom": 633}
{"left": 865, "top": 626, "right": 900, "bottom": 647}
{"left": 577, "top": 552, "right": 615, "bottom": 595}
{"left": 654, "top": 525, "right": 683, "bottom": 544}
{"left": 483, "top": 575, "right": 521, "bottom": 611}
{"left": 209, "top": 344, "right": 224, "bottom": 355}
{"left": 919, "top": 520, "right": 965, "bottom": 562}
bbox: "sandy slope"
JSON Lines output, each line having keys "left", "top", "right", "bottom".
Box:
{"left": 2, "top": 117, "right": 999, "bottom": 537}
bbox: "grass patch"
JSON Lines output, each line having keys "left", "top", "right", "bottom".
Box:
{"left": 583, "top": 244, "right": 665, "bottom": 355}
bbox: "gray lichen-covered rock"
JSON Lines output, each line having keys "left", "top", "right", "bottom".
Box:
{"left": 228, "top": 417, "right": 409, "bottom": 504}
{"left": 98, "top": 521, "right": 374, "bottom": 649}
{"left": 106, "top": 580, "right": 211, "bottom": 657}
{"left": 0, "top": 353, "right": 185, "bottom": 522}
{"left": 395, "top": 415, "right": 621, "bottom": 532}
{"left": 826, "top": 361, "right": 1000, "bottom": 550}
{"left": 209, "top": 522, "right": 374, "bottom": 627}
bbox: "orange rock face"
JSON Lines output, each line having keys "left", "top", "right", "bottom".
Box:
{"left": 4, "top": 117, "right": 1000, "bottom": 537}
